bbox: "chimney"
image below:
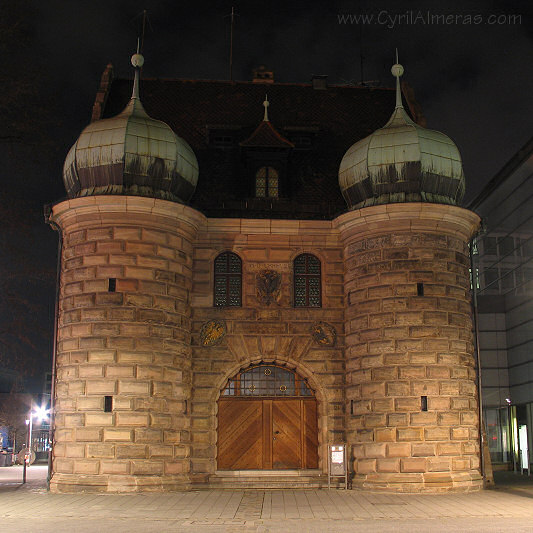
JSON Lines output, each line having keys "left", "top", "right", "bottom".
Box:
{"left": 311, "top": 75, "right": 328, "bottom": 90}
{"left": 252, "top": 65, "right": 274, "bottom": 84}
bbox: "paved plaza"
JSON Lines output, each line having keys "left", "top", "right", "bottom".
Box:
{"left": 1, "top": 465, "right": 533, "bottom": 532}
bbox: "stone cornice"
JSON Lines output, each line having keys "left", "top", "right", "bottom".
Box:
{"left": 334, "top": 203, "right": 480, "bottom": 244}
{"left": 51, "top": 196, "right": 207, "bottom": 236}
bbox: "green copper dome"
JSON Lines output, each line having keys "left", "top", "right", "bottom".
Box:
{"left": 338, "top": 62, "right": 465, "bottom": 210}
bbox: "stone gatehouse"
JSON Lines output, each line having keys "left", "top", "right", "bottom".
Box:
{"left": 47, "top": 53, "right": 482, "bottom": 492}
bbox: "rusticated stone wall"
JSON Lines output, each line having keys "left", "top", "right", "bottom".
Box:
{"left": 337, "top": 204, "right": 482, "bottom": 492}
{"left": 50, "top": 197, "right": 204, "bottom": 492}
{"left": 188, "top": 219, "right": 345, "bottom": 483}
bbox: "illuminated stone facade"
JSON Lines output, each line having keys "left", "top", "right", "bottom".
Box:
{"left": 49, "top": 197, "right": 481, "bottom": 492}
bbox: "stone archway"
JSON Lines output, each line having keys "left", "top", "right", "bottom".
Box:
{"left": 217, "top": 363, "right": 318, "bottom": 470}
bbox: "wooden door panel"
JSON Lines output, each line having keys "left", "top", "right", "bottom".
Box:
{"left": 303, "top": 399, "right": 319, "bottom": 468}
{"left": 272, "top": 399, "right": 301, "bottom": 469}
{"left": 218, "top": 400, "right": 263, "bottom": 469}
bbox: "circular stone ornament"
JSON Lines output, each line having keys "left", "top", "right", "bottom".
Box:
{"left": 200, "top": 320, "right": 227, "bottom": 346}
{"left": 311, "top": 322, "right": 336, "bottom": 346}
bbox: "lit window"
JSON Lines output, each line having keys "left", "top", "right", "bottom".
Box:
{"left": 256, "top": 166, "right": 279, "bottom": 198}
{"left": 214, "top": 252, "right": 242, "bottom": 307}
{"left": 294, "top": 254, "right": 321, "bottom": 307}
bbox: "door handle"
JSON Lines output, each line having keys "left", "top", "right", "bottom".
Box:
{"left": 274, "top": 430, "right": 280, "bottom": 434}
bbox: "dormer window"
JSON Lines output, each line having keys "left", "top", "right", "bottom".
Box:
{"left": 256, "top": 166, "right": 279, "bottom": 198}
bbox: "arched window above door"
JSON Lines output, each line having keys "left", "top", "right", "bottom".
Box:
{"left": 222, "top": 365, "right": 313, "bottom": 397}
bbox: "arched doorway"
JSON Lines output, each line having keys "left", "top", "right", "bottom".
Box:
{"left": 217, "top": 364, "right": 318, "bottom": 470}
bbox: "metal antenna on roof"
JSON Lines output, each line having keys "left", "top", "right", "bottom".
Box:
{"left": 225, "top": 7, "right": 239, "bottom": 81}
{"left": 391, "top": 49, "right": 404, "bottom": 109}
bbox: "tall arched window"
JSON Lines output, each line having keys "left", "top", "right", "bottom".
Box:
{"left": 255, "top": 166, "right": 279, "bottom": 198}
{"left": 214, "top": 252, "right": 242, "bottom": 307}
{"left": 294, "top": 254, "right": 321, "bottom": 307}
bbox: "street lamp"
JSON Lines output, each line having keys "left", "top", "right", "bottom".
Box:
{"left": 22, "top": 404, "right": 49, "bottom": 484}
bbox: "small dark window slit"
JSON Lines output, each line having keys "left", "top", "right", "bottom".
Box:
{"left": 421, "top": 396, "right": 428, "bottom": 412}
{"left": 108, "top": 278, "right": 116, "bottom": 292}
{"left": 184, "top": 399, "right": 188, "bottom": 415}
{"left": 104, "top": 396, "right": 113, "bottom": 412}
{"left": 417, "top": 282, "right": 424, "bottom": 296}
{"left": 350, "top": 400, "right": 354, "bottom": 415}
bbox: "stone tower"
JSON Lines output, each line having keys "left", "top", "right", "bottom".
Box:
{"left": 337, "top": 61, "right": 482, "bottom": 491}
{"left": 48, "top": 53, "right": 201, "bottom": 492}
{"left": 48, "top": 52, "right": 483, "bottom": 493}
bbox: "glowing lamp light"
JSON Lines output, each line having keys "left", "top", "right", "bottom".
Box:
{"left": 34, "top": 405, "right": 49, "bottom": 422}
{"left": 505, "top": 398, "right": 512, "bottom": 405}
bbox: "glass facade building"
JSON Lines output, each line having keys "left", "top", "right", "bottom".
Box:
{"left": 470, "top": 136, "right": 533, "bottom": 472}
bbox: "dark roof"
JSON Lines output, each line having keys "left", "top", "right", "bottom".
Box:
{"left": 240, "top": 120, "right": 294, "bottom": 148}
{"left": 102, "top": 77, "right": 405, "bottom": 220}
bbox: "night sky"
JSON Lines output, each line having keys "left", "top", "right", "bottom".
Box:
{"left": 0, "top": 0, "right": 531, "bottom": 393}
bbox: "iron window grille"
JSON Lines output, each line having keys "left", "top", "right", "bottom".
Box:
{"left": 294, "top": 253, "right": 321, "bottom": 307}
{"left": 214, "top": 252, "right": 242, "bottom": 307}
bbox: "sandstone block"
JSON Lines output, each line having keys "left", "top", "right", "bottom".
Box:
{"left": 427, "top": 457, "right": 451, "bottom": 471}
{"left": 376, "top": 458, "right": 400, "bottom": 473}
{"left": 78, "top": 365, "right": 104, "bottom": 378}
{"left": 64, "top": 414, "right": 84, "bottom": 427}
{"left": 103, "top": 429, "right": 133, "bottom": 442}
{"left": 131, "top": 460, "right": 164, "bottom": 475}
{"left": 424, "top": 427, "right": 450, "bottom": 441}
{"left": 387, "top": 413, "right": 408, "bottom": 426}
{"left": 398, "top": 366, "right": 425, "bottom": 379}
{"left": 356, "top": 459, "right": 377, "bottom": 474}
{"left": 412, "top": 443, "right": 436, "bottom": 457}
{"left": 135, "top": 428, "right": 163, "bottom": 443}
{"left": 375, "top": 428, "right": 395, "bottom": 442}
{"left": 74, "top": 460, "right": 100, "bottom": 474}
{"left": 118, "top": 380, "right": 150, "bottom": 395}
{"left": 77, "top": 397, "right": 103, "bottom": 410}
{"left": 116, "top": 412, "right": 150, "bottom": 426}
{"left": 85, "top": 413, "right": 114, "bottom": 426}
{"left": 386, "top": 443, "right": 411, "bottom": 457}
{"left": 437, "top": 442, "right": 462, "bottom": 456}
{"left": 64, "top": 444, "right": 86, "bottom": 458}
{"left": 395, "top": 397, "right": 420, "bottom": 412}
{"left": 401, "top": 457, "right": 426, "bottom": 473}
{"left": 76, "top": 427, "right": 103, "bottom": 442}
{"left": 100, "top": 460, "right": 130, "bottom": 474}
{"left": 87, "top": 444, "right": 115, "bottom": 458}
{"left": 116, "top": 445, "right": 147, "bottom": 459}
{"left": 118, "top": 351, "right": 153, "bottom": 364}
{"left": 148, "top": 445, "right": 174, "bottom": 458}
{"left": 88, "top": 350, "right": 116, "bottom": 363}
{"left": 397, "top": 427, "right": 423, "bottom": 441}
{"left": 86, "top": 380, "right": 116, "bottom": 395}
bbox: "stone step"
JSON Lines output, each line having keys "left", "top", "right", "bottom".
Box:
{"left": 207, "top": 470, "right": 347, "bottom": 489}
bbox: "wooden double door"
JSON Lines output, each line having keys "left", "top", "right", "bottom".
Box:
{"left": 217, "top": 398, "right": 318, "bottom": 470}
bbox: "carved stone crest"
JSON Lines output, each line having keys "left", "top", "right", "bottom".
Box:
{"left": 200, "top": 320, "right": 227, "bottom": 346}
{"left": 256, "top": 269, "right": 282, "bottom": 305}
{"left": 311, "top": 322, "right": 336, "bottom": 346}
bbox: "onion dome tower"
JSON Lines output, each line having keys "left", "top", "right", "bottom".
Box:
{"left": 49, "top": 51, "right": 204, "bottom": 493}
{"left": 63, "top": 52, "right": 198, "bottom": 203}
{"left": 336, "top": 56, "right": 482, "bottom": 492}
{"left": 339, "top": 59, "right": 465, "bottom": 209}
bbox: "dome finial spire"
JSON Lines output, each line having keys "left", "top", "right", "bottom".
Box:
{"left": 391, "top": 49, "right": 404, "bottom": 109}
{"left": 130, "top": 38, "right": 144, "bottom": 100}
{"left": 263, "top": 94, "right": 270, "bottom": 122}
